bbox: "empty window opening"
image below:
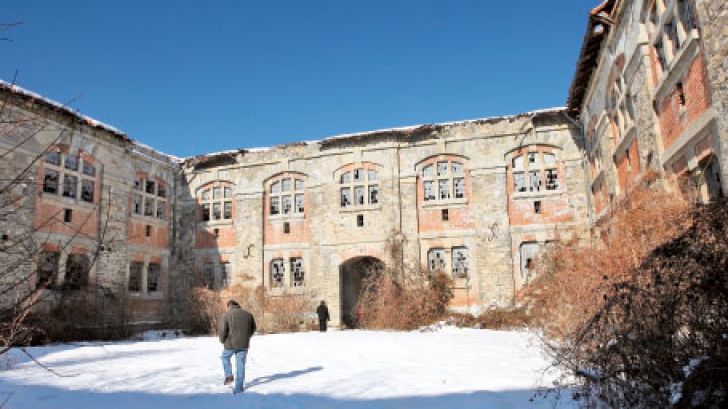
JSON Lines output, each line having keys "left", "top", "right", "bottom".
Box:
{"left": 64, "top": 209, "right": 72, "bottom": 223}
{"left": 291, "top": 257, "right": 305, "bottom": 287}
{"left": 270, "top": 259, "right": 285, "bottom": 287}
{"left": 534, "top": 201, "right": 542, "bottom": 214}
{"left": 284, "top": 222, "right": 290, "bottom": 234}
{"left": 442, "top": 209, "right": 449, "bottom": 221}
{"left": 65, "top": 254, "right": 89, "bottom": 290}
{"left": 147, "top": 262, "right": 161, "bottom": 292}
{"left": 128, "top": 261, "right": 143, "bottom": 292}
{"left": 357, "top": 214, "right": 364, "bottom": 227}
{"left": 146, "top": 225, "right": 152, "bottom": 237}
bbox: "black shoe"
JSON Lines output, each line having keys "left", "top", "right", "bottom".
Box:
{"left": 224, "top": 376, "right": 234, "bottom": 385}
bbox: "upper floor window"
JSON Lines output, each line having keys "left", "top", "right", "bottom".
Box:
{"left": 609, "top": 70, "right": 636, "bottom": 137}
{"left": 134, "top": 175, "right": 167, "bottom": 219}
{"left": 270, "top": 177, "right": 304, "bottom": 215}
{"left": 199, "top": 182, "right": 233, "bottom": 222}
{"left": 340, "top": 167, "right": 379, "bottom": 207}
{"left": 422, "top": 160, "right": 465, "bottom": 202}
{"left": 649, "top": 0, "right": 698, "bottom": 74}
{"left": 43, "top": 150, "right": 96, "bottom": 203}
{"left": 512, "top": 150, "right": 559, "bottom": 193}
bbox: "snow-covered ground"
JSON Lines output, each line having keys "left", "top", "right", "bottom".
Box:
{"left": 0, "top": 326, "right": 574, "bottom": 408}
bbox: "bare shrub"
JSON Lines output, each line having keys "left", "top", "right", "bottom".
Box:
{"left": 186, "top": 284, "right": 317, "bottom": 335}
{"left": 263, "top": 289, "right": 317, "bottom": 333}
{"left": 186, "top": 287, "right": 224, "bottom": 335}
{"left": 529, "top": 175, "right": 727, "bottom": 407}
{"left": 357, "top": 264, "right": 454, "bottom": 331}
{"left": 522, "top": 173, "right": 691, "bottom": 339}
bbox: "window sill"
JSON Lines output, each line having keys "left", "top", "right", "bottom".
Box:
{"left": 268, "top": 212, "right": 305, "bottom": 221}
{"left": 512, "top": 189, "right": 561, "bottom": 200}
{"left": 422, "top": 198, "right": 468, "bottom": 209}
{"left": 39, "top": 192, "right": 96, "bottom": 209}
{"left": 131, "top": 214, "right": 170, "bottom": 225}
{"left": 198, "top": 219, "right": 234, "bottom": 227}
{"left": 339, "top": 204, "right": 382, "bottom": 213}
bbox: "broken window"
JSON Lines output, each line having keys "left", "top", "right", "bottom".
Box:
{"left": 45, "top": 151, "right": 61, "bottom": 166}
{"left": 519, "top": 242, "right": 540, "bottom": 284}
{"left": 355, "top": 186, "right": 365, "bottom": 205}
{"left": 199, "top": 182, "right": 232, "bottom": 221}
{"left": 157, "top": 184, "right": 166, "bottom": 198}
{"left": 270, "top": 176, "right": 305, "bottom": 215}
{"left": 270, "top": 197, "right": 280, "bottom": 215}
{"left": 134, "top": 194, "right": 143, "bottom": 215}
{"left": 147, "top": 262, "right": 161, "bottom": 292}
{"left": 341, "top": 187, "right": 351, "bottom": 207}
{"left": 428, "top": 248, "right": 447, "bottom": 273}
{"left": 203, "top": 262, "right": 215, "bottom": 289}
{"left": 157, "top": 201, "right": 166, "bottom": 219}
{"left": 282, "top": 195, "right": 292, "bottom": 214}
{"left": 65, "top": 254, "right": 89, "bottom": 290}
{"left": 454, "top": 178, "right": 464, "bottom": 198}
{"left": 220, "top": 262, "right": 230, "bottom": 288}
{"left": 64, "top": 155, "right": 78, "bottom": 171}
{"left": 37, "top": 251, "right": 59, "bottom": 289}
{"left": 291, "top": 257, "right": 305, "bottom": 287}
{"left": 424, "top": 181, "right": 435, "bottom": 201}
{"left": 146, "top": 180, "right": 156, "bottom": 195}
{"left": 144, "top": 197, "right": 154, "bottom": 216}
{"left": 82, "top": 162, "right": 95, "bottom": 177}
{"left": 512, "top": 150, "right": 559, "bottom": 193}
{"left": 452, "top": 247, "right": 469, "bottom": 279}
{"left": 62, "top": 175, "right": 77, "bottom": 198}
{"left": 369, "top": 185, "right": 379, "bottom": 204}
{"left": 43, "top": 169, "right": 59, "bottom": 194}
{"left": 129, "top": 261, "right": 143, "bottom": 293}
{"left": 81, "top": 180, "right": 94, "bottom": 203}
{"left": 340, "top": 167, "right": 379, "bottom": 207}
{"left": 438, "top": 180, "right": 450, "bottom": 199}
{"left": 422, "top": 160, "right": 466, "bottom": 202}
{"left": 270, "top": 259, "right": 285, "bottom": 287}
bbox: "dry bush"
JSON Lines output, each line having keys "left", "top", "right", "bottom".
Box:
{"left": 357, "top": 266, "right": 454, "bottom": 331}
{"left": 263, "top": 289, "right": 317, "bottom": 333}
{"left": 522, "top": 173, "right": 691, "bottom": 338}
{"left": 186, "top": 284, "right": 317, "bottom": 335}
{"left": 472, "top": 306, "right": 532, "bottom": 330}
{"left": 186, "top": 287, "right": 225, "bottom": 335}
{"left": 527, "top": 174, "right": 727, "bottom": 407}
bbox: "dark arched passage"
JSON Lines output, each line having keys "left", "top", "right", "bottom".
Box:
{"left": 339, "top": 256, "right": 384, "bottom": 328}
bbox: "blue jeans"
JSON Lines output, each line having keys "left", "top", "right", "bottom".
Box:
{"left": 221, "top": 348, "right": 248, "bottom": 393}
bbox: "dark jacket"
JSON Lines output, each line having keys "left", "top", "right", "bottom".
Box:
{"left": 219, "top": 305, "right": 256, "bottom": 350}
{"left": 316, "top": 304, "right": 330, "bottom": 321}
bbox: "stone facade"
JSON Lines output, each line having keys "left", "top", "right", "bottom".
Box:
{"left": 1, "top": 0, "right": 726, "bottom": 327}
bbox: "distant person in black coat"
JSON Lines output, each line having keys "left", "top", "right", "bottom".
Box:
{"left": 316, "top": 300, "right": 330, "bottom": 332}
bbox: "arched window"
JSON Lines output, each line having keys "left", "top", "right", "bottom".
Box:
{"left": 199, "top": 182, "right": 233, "bottom": 221}
{"left": 133, "top": 174, "right": 167, "bottom": 219}
{"left": 422, "top": 160, "right": 465, "bottom": 202}
{"left": 340, "top": 167, "right": 378, "bottom": 207}
{"left": 512, "top": 150, "right": 559, "bottom": 193}
{"left": 270, "top": 176, "right": 305, "bottom": 215}
{"left": 42, "top": 149, "right": 97, "bottom": 204}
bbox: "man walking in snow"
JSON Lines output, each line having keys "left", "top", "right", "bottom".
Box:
{"left": 219, "top": 299, "right": 256, "bottom": 394}
{"left": 316, "top": 300, "right": 330, "bottom": 332}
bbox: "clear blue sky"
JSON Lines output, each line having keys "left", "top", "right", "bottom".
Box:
{"left": 3, "top": 1, "right": 595, "bottom": 158}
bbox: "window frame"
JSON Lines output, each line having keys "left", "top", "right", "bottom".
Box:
{"left": 339, "top": 166, "right": 379, "bottom": 208}
{"left": 421, "top": 159, "right": 466, "bottom": 204}
{"left": 42, "top": 149, "right": 97, "bottom": 204}
{"left": 511, "top": 149, "right": 560, "bottom": 194}
{"left": 199, "top": 182, "right": 233, "bottom": 223}
{"left": 269, "top": 176, "right": 305, "bottom": 217}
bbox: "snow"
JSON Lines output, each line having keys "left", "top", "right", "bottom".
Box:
{"left": 0, "top": 327, "right": 573, "bottom": 409}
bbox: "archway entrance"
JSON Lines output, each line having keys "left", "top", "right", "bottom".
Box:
{"left": 339, "top": 256, "right": 383, "bottom": 328}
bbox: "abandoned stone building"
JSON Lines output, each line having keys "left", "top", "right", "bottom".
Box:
{"left": 1, "top": 0, "right": 726, "bottom": 327}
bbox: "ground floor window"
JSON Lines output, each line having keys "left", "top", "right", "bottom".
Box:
{"left": 64, "top": 254, "right": 89, "bottom": 289}
{"left": 37, "top": 251, "right": 60, "bottom": 289}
